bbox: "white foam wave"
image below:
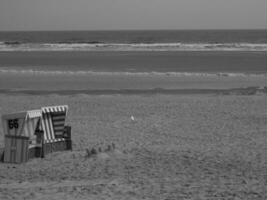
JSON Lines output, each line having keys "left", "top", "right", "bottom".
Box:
{"left": 1, "top": 42, "right": 267, "bottom": 51}
{"left": 0, "top": 69, "right": 266, "bottom": 77}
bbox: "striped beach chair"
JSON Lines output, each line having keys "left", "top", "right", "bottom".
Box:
{"left": 41, "top": 105, "right": 68, "bottom": 144}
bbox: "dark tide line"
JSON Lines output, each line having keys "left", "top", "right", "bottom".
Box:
{"left": 0, "top": 87, "right": 266, "bottom": 96}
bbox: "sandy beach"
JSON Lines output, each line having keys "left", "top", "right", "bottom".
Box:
{"left": 1, "top": 3, "right": 267, "bottom": 199}
{"left": 0, "top": 93, "right": 266, "bottom": 199}
{"left": 0, "top": 33, "right": 267, "bottom": 200}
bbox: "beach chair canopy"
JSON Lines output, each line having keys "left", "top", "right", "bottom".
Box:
{"left": 1, "top": 109, "right": 42, "bottom": 138}
{"left": 40, "top": 105, "right": 68, "bottom": 143}
{"left": 26, "top": 109, "right": 42, "bottom": 119}
{"left": 41, "top": 105, "right": 68, "bottom": 114}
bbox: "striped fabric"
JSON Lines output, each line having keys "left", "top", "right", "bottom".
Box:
{"left": 26, "top": 110, "right": 42, "bottom": 119}
{"left": 52, "top": 112, "right": 66, "bottom": 138}
{"left": 41, "top": 113, "right": 55, "bottom": 143}
{"left": 42, "top": 105, "right": 68, "bottom": 114}
{"left": 24, "top": 109, "right": 42, "bottom": 138}
{"left": 41, "top": 105, "right": 68, "bottom": 143}
{"left": 23, "top": 118, "right": 40, "bottom": 138}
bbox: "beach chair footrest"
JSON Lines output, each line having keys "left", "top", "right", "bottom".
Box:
{"left": 43, "top": 140, "right": 72, "bottom": 156}
{"left": 28, "top": 147, "right": 42, "bottom": 159}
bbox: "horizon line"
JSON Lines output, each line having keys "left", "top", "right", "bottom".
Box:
{"left": 1, "top": 28, "right": 267, "bottom": 32}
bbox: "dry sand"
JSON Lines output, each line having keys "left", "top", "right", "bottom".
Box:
{"left": 0, "top": 94, "right": 266, "bottom": 199}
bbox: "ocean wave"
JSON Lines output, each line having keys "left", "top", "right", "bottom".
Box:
{"left": 0, "top": 69, "right": 266, "bottom": 77}
{"left": 1, "top": 42, "right": 267, "bottom": 51}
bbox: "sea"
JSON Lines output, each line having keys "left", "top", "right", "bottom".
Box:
{"left": 0, "top": 30, "right": 267, "bottom": 94}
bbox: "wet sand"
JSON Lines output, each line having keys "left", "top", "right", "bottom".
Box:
{"left": 1, "top": 71, "right": 267, "bottom": 93}
{"left": 1, "top": 51, "right": 267, "bottom": 73}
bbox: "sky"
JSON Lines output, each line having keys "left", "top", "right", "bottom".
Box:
{"left": 0, "top": 0, "right": 267, "bottom": 31}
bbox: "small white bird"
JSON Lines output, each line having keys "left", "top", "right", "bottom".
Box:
{"left": 131, "top": 115, "right": 135, "bottom": 121}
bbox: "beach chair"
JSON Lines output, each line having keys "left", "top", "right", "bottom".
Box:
{"left": 1, "top": 105, "right": 72, "bottom": 163}
{"left": 1, "top": 110, "right": 43, "bottom": 163}
{"left": 40, "top": 105, "right": 72, "bottom": 156}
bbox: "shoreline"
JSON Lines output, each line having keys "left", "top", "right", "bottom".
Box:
{"left": 0, "top": 86, "right": 266, "bottom": 96}
{"left": 1, "top": 71, "right": 267, "bottom": 92}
